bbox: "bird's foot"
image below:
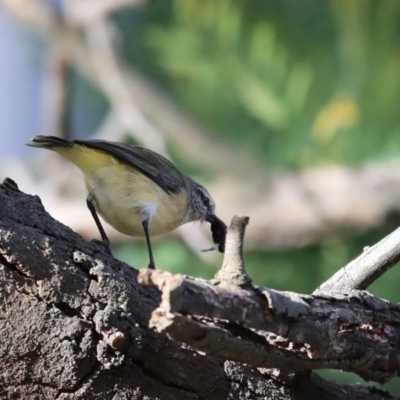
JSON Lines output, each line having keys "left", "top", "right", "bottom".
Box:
{"left": 91, "top": 238, "right": 112, "bottom": 256}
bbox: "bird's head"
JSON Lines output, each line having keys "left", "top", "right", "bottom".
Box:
{"left": 187, "top": 180, "right": 227, "bottom": 252}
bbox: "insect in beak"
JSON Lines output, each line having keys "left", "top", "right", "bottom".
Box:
{"left": 205, "top": 214, "right": 227, "bottom": 253}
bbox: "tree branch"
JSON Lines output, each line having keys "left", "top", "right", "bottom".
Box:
{"left": 139, "top": 213, "right": 400, "bottom": 388}
{"left": 139, "top": 267, "right": 400, "bottom": 384}
{"left": 0, "top": 179, "right": 396, "bottom": 398}
{"left": 0, "top": 178, "right": 228, "bottom": 399}
{"left": 315, "top": 227, "right": 400, "bottom": 292}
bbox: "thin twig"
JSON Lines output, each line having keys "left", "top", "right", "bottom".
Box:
{"left": 315, "top": 227, "right": 400, "bottom": 292}
{"left": 215, "top": 215, "right": 252, "bottom": 288}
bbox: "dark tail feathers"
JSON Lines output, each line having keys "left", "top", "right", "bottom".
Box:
{"left": 26, "top": 135, "right": 73, "bottom": 149}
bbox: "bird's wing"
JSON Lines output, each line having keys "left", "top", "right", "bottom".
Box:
{"left": 73, "top": 139, "right": 186, "bottom": 194}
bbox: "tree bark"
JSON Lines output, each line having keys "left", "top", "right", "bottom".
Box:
{"left": 0, "top": 178, "right": 395, "bottom": 399}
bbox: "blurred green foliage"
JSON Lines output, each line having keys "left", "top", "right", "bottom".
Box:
{"left": 125, "top": 0, "right": 400, "bottom": 167}
{"left": 113, "top": 0, "right": 400, "bottom": 394}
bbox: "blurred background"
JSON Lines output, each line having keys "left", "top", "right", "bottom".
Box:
{"left": 1, "top": 0, "right": 400, "bottom": 394}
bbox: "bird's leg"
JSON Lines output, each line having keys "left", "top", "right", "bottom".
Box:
{"left": 142, "top": 218, "right": 155, "bottom": 269}
{"left": 86, "top": 195, "right": 111, "bottom": 252}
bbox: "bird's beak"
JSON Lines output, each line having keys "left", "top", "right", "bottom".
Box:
{"left": 205, "top": 213, "right": 222, "bottom": 225}
{"left": 206, "top": 214, "right": 227, "bottom": 253}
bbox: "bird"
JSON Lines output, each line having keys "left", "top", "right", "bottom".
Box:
{"left": 26, "top": 135, "right": 227, "bottom": 269}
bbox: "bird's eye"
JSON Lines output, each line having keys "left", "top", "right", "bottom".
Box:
{"left": 203, "top": 197, "right": 210, "bottom": 207}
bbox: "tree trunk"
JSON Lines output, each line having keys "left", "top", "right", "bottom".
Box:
{"left": 0, "top": 179, "right": 394, "bottom": 399}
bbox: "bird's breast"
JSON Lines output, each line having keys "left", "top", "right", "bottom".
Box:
{"left": 83, "top": 161, "right": 189, "bottom": 237}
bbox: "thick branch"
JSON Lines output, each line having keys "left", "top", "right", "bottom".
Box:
{"left": 139, "top": 268, "right": 400, "bottom": 384}
{"left": 150, "top": 311, "right": 314, "bottom": 371}
{"left": 0, "top": 179, "right": 228, "bottom": 399}
{"left": 0, "top": 180, "right": 395, "bottom": 399}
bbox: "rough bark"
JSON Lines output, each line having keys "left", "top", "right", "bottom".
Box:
{"left": 140, "top": 270, "right": 400, "bottom": 383}
{"left": 0, "top": 178, "right": 395, "bottom": 399}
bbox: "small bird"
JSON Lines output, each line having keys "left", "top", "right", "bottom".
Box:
{"left": 27, "top": 135, "right": 226, "bottom": 269}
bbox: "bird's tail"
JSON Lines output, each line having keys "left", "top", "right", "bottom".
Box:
{"left": 26, "top": 135, "right": 116, "bottom": 172}
{"left": 26, "top": 135, "right": 73, "bottom": 150}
